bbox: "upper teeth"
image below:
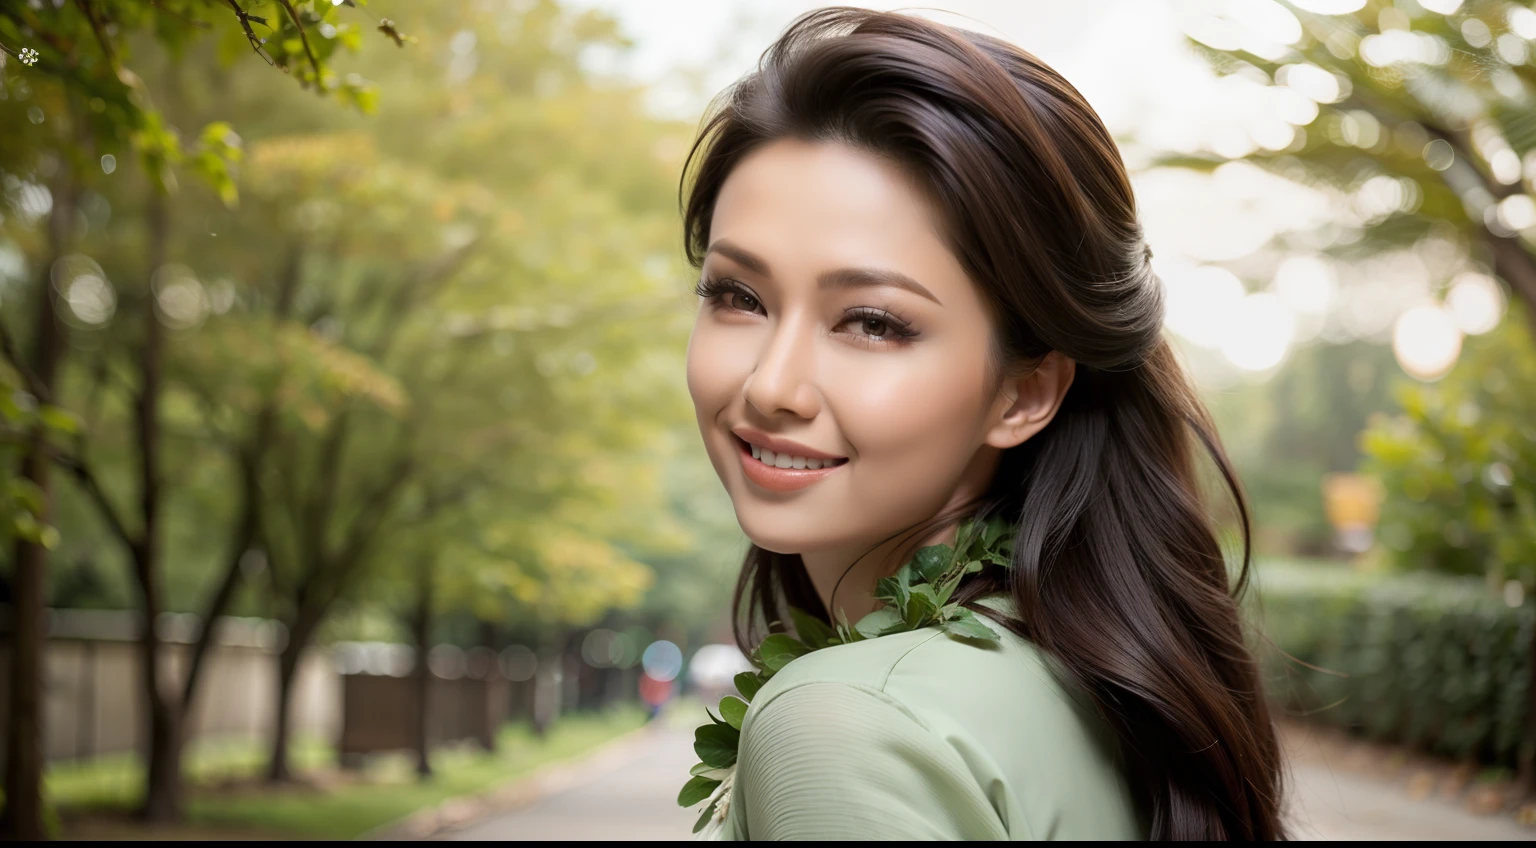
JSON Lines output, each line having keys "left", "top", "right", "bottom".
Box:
{"left": 750, "top": 444, "right": 837, "bottom": 470}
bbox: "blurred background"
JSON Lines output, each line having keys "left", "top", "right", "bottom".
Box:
{"left": 0, "top": 0, "right": 1534, "bottom": 840}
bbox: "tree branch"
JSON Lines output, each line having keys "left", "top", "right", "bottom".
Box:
{"left": 220, "top": 0, "right": 275, "bottom": 66}
{"left": 53, "top": 447, "right": 137, "bottom": 552}
{"left": 0, "top": 322, "right": 51, "bottom": 405}
{"left": 73, "top": 0, "right": 118, "bottom": 71}
{"left": 275, "top": 0, "right": 321, "bottom": 82}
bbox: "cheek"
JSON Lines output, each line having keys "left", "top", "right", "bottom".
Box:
{"left": 685, "top": 318, "right": 745, "bottom": 415}
{"left": 834, "top": 344, "right": 991, "bottom": 475}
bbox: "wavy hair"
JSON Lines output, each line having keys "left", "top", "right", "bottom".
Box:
{"left": 680, "top": 8, "right": 1286, "bottom": 840}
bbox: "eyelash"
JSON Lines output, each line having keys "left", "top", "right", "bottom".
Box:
{"left": 693, "top": 276, "right": 921, "bottom": 346}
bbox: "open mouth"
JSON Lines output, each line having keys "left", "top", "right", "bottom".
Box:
{"left": 734, "top": 435, "right": 849, "bottom": 471}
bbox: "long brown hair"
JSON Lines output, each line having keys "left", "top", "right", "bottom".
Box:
{"left": 680, "top": 8, "right": 1285, "bottom": 840}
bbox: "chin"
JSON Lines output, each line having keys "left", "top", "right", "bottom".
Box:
{"left": 732, "top": 506, "right": 822, "bottom": 555}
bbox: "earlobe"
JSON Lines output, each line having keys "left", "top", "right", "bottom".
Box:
{"left": 984, "top": 352, "right": 1077, "bottom": 450}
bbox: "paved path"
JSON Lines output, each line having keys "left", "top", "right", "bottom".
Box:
{"left": 440, "top": 724, "right": 700, "bottom": 841}
{"left": 1285, "top": 758, "right": 1531, "bottom": 841}
{"left": 446, "top": 723, "right": 1534, "bottom": 841}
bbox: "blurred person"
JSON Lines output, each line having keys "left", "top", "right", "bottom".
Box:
{"left": 638, "top": 670, "right": 674, "bottom": 721}
{"left": 681, "top": 7, "right": 1284, "bottom": 840}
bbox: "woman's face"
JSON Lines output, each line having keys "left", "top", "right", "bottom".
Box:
{"left": 686, "top": 139, "right": 1047, "bottom": 558}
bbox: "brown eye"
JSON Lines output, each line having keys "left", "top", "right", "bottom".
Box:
{"left": 728, "top": 292, "right": 761, "bottom": 313}
{"left": 838, "top": 307, "right": 918, "bottom": 346}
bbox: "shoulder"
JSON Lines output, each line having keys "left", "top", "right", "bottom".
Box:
{"left": 747, "top": 606, "right": 1087, "bottom": 732}
{"left": 732, "top": 648, "right": 1010, "bottom": 840}
{"left": 735, "top": 609, "right": 1139, "bottom": 839}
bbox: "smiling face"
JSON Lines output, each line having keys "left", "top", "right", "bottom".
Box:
{"left": 686, "top": 139, "right": 1038, "bottom": 567}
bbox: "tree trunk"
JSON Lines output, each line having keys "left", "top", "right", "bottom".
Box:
{"left": 0, "top": 160, "right": 80, "bottom": 842}
{"left": 266, "top": 634, "right": 304, "bottom": 783}
{"left": 266, "top": 606, "right": 325, "bottom": 784}
{"left": 182, "top": 245, "right": 301, "bottom": 729}
{"left": 1, "top": 455, "right": 55, "bottom": 841}
{"left": 136, "top": 668, "right": 183, "bottom": 824}
{"left": 134, "top": 192, "right": 181, "bottom": 823}
{"left": 1524, "top": 625, "right": 1536, "bottom": 791}
{"left": 180, "top": 455, "right": 262, "bottom": 712}
{"left": 411, "top": 561, "right": 434, "bottom": 780}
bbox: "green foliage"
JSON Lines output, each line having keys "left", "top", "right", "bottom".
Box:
{"left": 1360, "top": 311, "right": 1536, "bottom": 585}
{"left": 44, "top": 709, "right": 645, "bottom": 840}
{"left": 3, "top": 0, "right": 709, "bottom": 635}
{"left": 0, "top": 375, "right": 80, "bottom": 551}
{"left": 1252, "top": 561, "right": 1533, "bottom": 768}
{"left": 0, "top": 0, "right": 390, "bottom": 199}
{"left": 1168, "top": 0, "right": 1536, "bottom": 261}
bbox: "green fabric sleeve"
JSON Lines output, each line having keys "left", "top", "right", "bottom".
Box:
{"left": 735, "top": 681, "right": 1011, "bottom": 841}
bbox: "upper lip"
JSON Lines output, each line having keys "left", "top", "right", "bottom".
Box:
{"left": 731, "top": 426, "right": 847, "bottom": 461}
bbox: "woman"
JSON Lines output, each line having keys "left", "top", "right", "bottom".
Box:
{"left": 680, "top": 7, "right": 1286, "bottom": 841}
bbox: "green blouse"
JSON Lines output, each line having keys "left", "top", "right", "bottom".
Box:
{"left": 716, "top": 597, "right": 1147, "bottom": 840}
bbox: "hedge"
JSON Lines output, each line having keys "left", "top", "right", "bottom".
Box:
{"left": 1249, "top": 561, "right": 1533, "bottom": 769}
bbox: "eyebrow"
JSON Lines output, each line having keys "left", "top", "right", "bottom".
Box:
{"left": 704, "top": 239, "right": 943, "bottom": 306}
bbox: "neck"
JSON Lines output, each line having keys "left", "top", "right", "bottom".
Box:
{"left": 800, "top": 444, "right": 1002, "bottom": 623}
{"left": 801, "top": 521, "right": 961, "bottom": 624}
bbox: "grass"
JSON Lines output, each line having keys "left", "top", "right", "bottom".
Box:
{"left": 50, "top": 706, "right": 649, "bottom": 841}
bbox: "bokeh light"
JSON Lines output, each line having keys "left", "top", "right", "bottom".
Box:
{"left": 1445, "top": 272, "right": 1505, "bottom": 336}
{"left": 1163, "top": 263, "right": 1245, "bottom": 349}
{"left": 1220, "top": 293, "right": 1294, "bottom": 372}
{"left": 1392, "top": 305, "right": 1463, "bottom": 381}
{"left": 641, "top": 639, "right": 683, "bottom": 683}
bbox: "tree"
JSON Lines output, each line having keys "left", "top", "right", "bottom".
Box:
{"left": 203, "top": 1, "right": 701, "bottom": 781}
{"left": 0, "top": 0, "right": 392, "bottom": 832}
{"left": 1170, "top": 0, "right": 1536, "bottom": 786}
{"left": 1164, "top": 0, "right": 1536, "bottom": 328}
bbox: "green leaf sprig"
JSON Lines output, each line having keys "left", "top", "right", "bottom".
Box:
{"left": 678, "top": 515, "right": 1016, "bottom": 833}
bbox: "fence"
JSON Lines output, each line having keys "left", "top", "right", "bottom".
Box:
{"left": 0, "top": 608, "right": 337, "bottom": 764}
{"left": 0, "top": 608, "right": 639, "bottom": 767}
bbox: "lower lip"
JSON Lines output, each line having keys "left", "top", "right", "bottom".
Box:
{"left": 735, "top": 437, "right": 848, "bottom": 493}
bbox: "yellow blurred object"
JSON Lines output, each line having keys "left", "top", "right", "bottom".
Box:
{"left": 1322, "top": 473, "right": 1383, "bottom": 528}
{"left": 1322, "top": 473, "right": 1385, "bottom": 560}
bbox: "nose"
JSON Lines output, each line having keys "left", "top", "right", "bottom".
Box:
{"left": 742, "top": 312, "right": 821, "bottom": 420}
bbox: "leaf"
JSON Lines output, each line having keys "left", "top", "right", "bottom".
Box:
{"left": 38, "top": 405, "right": 80, "bottom": 435}
{"left": 874, "top": 568, "right": 911, "bottom": 609}
{"left": 692, "top": 797, "right": 722, "bottom": 833}
{"left": 694, "top": 722, "right": 739, "bottom": 769}
{"left": 757, "top": 634, "right": 810, "bottom": 672}
{"left": 789, "top": 607, "right": 837, "bottom": 650}
{"left": 907, "top": 584, "right": 940, "bottom": 627}
{"left": 12, "top": 512, "right": 57, "bottom": 548}
{"left": 835, "top": 607, "right": 869, "bottom": 643}
{"left": 734, "top": 671, "right": 763, "bottom": 702}
{"left": 719, "top": 696, "right": 748, "bottom": 730}
{"left": 690, "top": 762, "right": 732, "bottom": 780}
{"left": 854, "top": 607, "right": 903, "bottom": 640}
{"left": 934, "top": 576, "right": 958, "bottom": 607}
{"left": 911, "top": 544, "right": 953, "bottom": 583}
{"left": 678, "top": 774, "right": 722, "bottom": 807}
{"left": 944, "top": 607, "right": 1000, "bottom": 644}
{"left": 983, "top": 516, "right": 1006, "bottom": 548}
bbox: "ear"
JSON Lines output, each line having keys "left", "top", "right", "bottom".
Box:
{"left": 983, "top": 351, "right": 1077, "bottom": 450}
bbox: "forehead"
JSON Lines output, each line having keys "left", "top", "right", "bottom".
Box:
{"left": 708, "top": 139, "right": 971, "bottom": 291}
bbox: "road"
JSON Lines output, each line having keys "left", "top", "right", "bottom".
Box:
{"left": 440, "top": 721, "right": 1534, "bottom": 841}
